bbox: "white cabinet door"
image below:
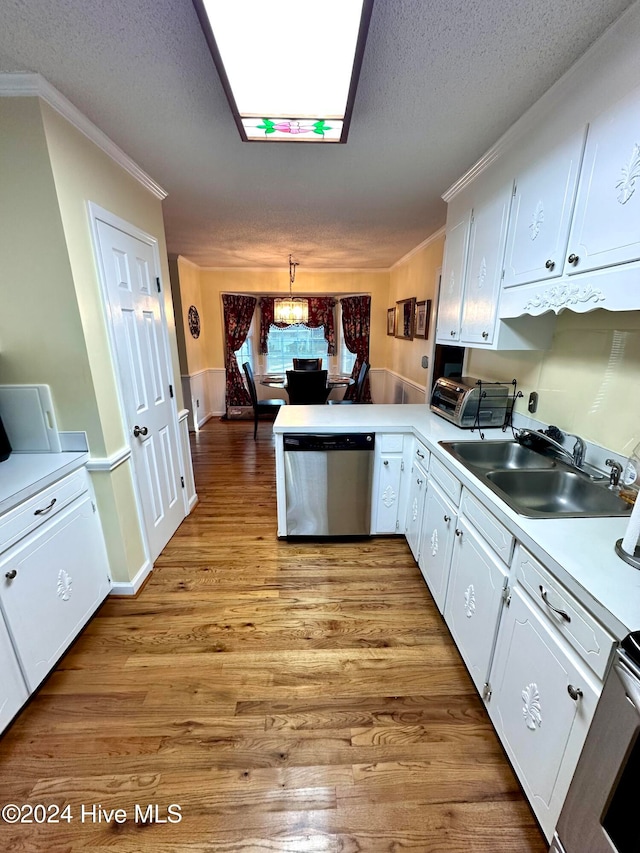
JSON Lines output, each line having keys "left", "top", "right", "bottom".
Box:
{"left": 566, "top": 86, "right": 640, "bottom": 275}
{"left": 0, "top": 495, "right": 111, "bottom": 691}
{"left": 503, "top": 127, "right": 586, "bottom": 288}
{"left": 372, "top": 453, "right": 404, "bottom": 534}
{"left": 0, "top": 612, "right": 28, "bottom": 732}
{"left": 444, "top": 518, "right": 509, "bottom": 694}
{"left": 418, "top": 480, "right": 457, "bottom": 614}
{"left": 460, "top": 182, "right": 512, "bottom": 344}
{"left": 404, "top": 462, "right": 428, "bottom": 560}
{"left": 488, "top": 586, "right": 598, "bottom": 841}
{"left": 436, "top": 212, "right": 470, "bottom": 343}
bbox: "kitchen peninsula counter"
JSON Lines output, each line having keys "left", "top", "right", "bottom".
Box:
{"left": 273, "top": 404, "right": 640, "bottom": 640}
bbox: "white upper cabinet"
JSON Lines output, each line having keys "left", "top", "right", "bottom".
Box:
{"left": 460, "top": 181, "right": 512, "bottom": 344}
{"left": 566, "top": 87, "right": 640, "bottom": 276}
{"left": 503, "top": 127, "right": 587, "bottom": 288}
{"left": 436, "top": 212, "right": 470, "bottom": 342}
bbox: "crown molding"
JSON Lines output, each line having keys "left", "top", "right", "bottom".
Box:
{"left": 0, "top": 72, "right": 167, "bottom": 200}
{"left": 391, "top": 226, "right": 446, "bottom": 269}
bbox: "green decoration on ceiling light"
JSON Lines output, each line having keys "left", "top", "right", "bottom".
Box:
{"left": 312, "top": 120, "right": 332, "bottom": 135}
{"left": 257, "top": 119, "right": 277, "bottom": 134}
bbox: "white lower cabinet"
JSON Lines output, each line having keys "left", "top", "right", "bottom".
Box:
{"left": 404, "top": 460, "right": 428, "bottom": 560}
{"left": 444, "top": 517, "right": 509, "bottom": 694}
{"left": 486, "top": 585, "right": 599, "bottom": 841}
{"left": 0, "top": 492, "right": 111, "bottom": 691}
{"left": 371, "top": 434, "right": 409, "bottom": 534}
{"left": 0, "top": 610, "right": 28, "bottom": 731}
{"left": 417, "top": 479, "right": 457, "bottom": 613}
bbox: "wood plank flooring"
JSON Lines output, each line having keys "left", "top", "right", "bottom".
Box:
{"left": 0, "top": 419, "right": 547, "bottom": 852}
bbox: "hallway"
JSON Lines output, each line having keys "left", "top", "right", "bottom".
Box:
{"left": 0, "top": 418, "right": 546, "bottom": 852}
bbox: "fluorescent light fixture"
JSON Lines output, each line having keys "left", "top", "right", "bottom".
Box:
{"left": 192, "top": 0, "right": 374, "bottom": 142}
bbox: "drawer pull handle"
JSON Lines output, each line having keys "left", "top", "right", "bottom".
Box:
{"left": 416, "top": 449, "right": 425, "bottom": 459}
{"left": 539, "top": 585, "right": 571, "bottom": 623}
{"left": 443, "top": 514, "right": 451, "bottom": 523}
{"left": 34, "top": 498, "right": 57, "bottom": 516}
{"left": 567, "top": 684, "right": 583, "bottom": 701}
{"left": 455, "top": 528, "right": 463, "bottom": 537}
{"left": 5, "top": 570, "right": 17, "bottom": 580}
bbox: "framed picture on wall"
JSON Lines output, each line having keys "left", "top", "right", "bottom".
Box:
{"left": 386, "top": 307, "right": 396, "bottom": 336}
{"left": 395, "top": 298, "right": 416, "bottom": 340}
{"left": 415, "top": 299, "right": 431, "bottom": 339}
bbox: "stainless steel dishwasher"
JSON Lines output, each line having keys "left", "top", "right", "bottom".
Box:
{"left": 283, "top": 433, "right": 374, "bottom": 536}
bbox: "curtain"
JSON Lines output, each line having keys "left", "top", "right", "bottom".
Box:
{"left": 341, "top": 295, "right": 372, "bottom": 401}
{"left": 259, "top": 296, "right": 336, "bottom": 355}
{"left": 222, "top": 294, "right": 256, "bottom": 408}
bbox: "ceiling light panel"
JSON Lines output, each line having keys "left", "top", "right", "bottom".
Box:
{"left": 194, "top": 0, "right": 373, "bottom": 143}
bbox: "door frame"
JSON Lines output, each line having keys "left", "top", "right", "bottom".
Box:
{"left": 87, "top": 201, "right": 186, "bottom": 565}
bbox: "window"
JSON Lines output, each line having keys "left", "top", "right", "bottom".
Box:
{"left": 266, "top": 324, "right": 329, "bottom": 374}
{"left": 235, "top": 319, "right": 254, "bottom": 370}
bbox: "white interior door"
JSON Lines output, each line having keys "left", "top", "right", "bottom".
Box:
{"left": 94, "top": 217, "right": 184, "bottom": 562}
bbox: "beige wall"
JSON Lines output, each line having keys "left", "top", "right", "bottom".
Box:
{"left": 171, "top": 255, "right": 209, "bottom": 376}
{"left": 197, "top": 267, "right": 390, "bottom": 370}
{"left": 467, "top": 310, "right": 640, "bottom": 456}
{"left": 0, "top": 99, "right": 100, "bottom": 442}
{"left": 388, "top": 233, "right": 445, "bottom": 390}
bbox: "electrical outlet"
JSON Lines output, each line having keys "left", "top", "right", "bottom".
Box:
{"left": 528, "top": 391, "right": 538, "bottom": 414}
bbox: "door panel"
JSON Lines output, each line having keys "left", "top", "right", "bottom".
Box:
{"left": 96, "top": 219, "right": 184, "bottom": 561}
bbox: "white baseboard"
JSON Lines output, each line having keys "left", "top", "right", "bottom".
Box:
{"left": 109, "top": 559, "right": 153, "bottom": 596}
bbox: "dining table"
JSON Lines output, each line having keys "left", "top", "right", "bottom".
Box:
{"left": 260, "top": 373, "right": 355, "bottom": 391}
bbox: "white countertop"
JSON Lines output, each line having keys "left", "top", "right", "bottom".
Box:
{"left": 0, "top": 451, "right": 89, "bottom": 517}
{"left": 274, "top": 405, "right": 639, "bottom": 639}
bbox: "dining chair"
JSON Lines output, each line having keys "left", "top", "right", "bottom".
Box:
{"left": 328, "top": 361, "right": 370, "bottom": 405}
{"left": 285, "top": 369, "right": 330, "bottom": 405}
{"left": 292, "top": 358, "right": 322, "bottom": 371}
{"left": 243, "top": 362, "right": 286, "bottom": 439}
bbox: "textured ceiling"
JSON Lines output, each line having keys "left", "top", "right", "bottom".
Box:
{"left": 0, "top": 0, "right": 634, "bottom": 269}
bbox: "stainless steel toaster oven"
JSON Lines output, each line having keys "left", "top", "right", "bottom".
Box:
{"left": 430, "top": 376, "right": 513, "bottom": 429}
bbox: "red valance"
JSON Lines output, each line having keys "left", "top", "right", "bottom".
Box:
{"left": 259, "top": 297, "right": 336, "bottom": 355}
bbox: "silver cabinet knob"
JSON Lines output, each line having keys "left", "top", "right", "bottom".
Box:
{"left": 450, "top": 330, "right": 456, "bottom": 337}
{"left": 383, "top": 459, "right": 389, "bottom": 466}
{"left": 133, "top": 425, "right": 149, "bottom": 438}
{"left": 455, "top": 528, "right": 463, "bottom": 537}
{"left": 545, "top": 259, "right": 555, "bottom": 270}
{"left": 567, "top": 684, "right": 583, "bottom": 701}
{"left": 443, "top": 514, "right": 451, "bottom": 523}
{"left": 568, "top": 253, "right": 579, "bottom": 265}
{"left": 5, "top": 570, "right": 17, "bottom": 580}
{"left": 481, "top": 331, "right": 489, "bottom": 340}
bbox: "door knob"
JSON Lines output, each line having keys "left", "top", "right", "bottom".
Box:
{"left": 133, "top": 425, "right": 149, "bottom": 438}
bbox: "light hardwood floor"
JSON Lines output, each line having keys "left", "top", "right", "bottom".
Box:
{"left": 0, "top": 418, "right": 547, "bottom": 852}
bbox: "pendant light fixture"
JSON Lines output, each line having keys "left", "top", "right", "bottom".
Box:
{"left": 274, "top": 255, "right": 308, "bottom": 324}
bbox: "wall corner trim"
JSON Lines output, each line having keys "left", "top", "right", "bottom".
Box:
{"left": 86, "top": 446, "right": 132, "bottom": 473}
{"left": 109, "top": 560, "right": 153, "bottom": 596}
{"left": 0, "top": 72, "right": 167, "bottom": 201}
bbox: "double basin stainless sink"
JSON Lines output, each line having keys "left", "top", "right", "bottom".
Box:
{"left": 440, "top": 439, "right": 632, "bottom": 519}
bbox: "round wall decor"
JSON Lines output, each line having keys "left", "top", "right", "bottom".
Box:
{"left": 188, "top": 305, "right": 201, "bottom": 338}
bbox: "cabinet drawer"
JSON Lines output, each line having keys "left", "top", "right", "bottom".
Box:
{"left": 514, "top": 545, "right": 614, "bottom": 679}
{"left": 378, "top": 433, "right": 404, "bottom": 453}
{"left": 429, "top": 456, "right": 462, "bottom": 506}
{"left": 0, "top": 468, "right": 88, "bottom": 555}
{"left": 461, "top": 489, "right": 514, "bottom": 566}
{"left": 412, "top": 439, "right": 430, "bottom": 470}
